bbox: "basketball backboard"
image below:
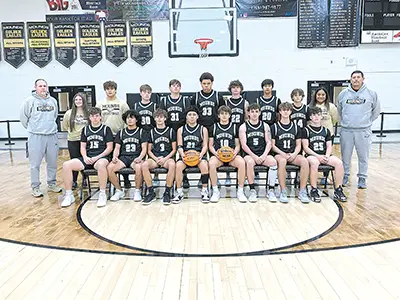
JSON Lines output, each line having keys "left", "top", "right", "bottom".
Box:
{"left": 168, "top": 0, "right": 239, "bottom": 58}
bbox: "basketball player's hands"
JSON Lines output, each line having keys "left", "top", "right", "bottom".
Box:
{"left": 287, "top": 153, "right": 296, "bottom": 163}
{"left": 83, "top": 156, "right": 92, "bottom": 165}
{"left": 317, "top": 155, "right": 325, "bottom": 163}
{"left": 134, "top": 157, "right": 142, "bottom": 163}
{"left": 112, "top": 156, "right": 118, "bottom": 164}
{"left": 158, "top": 157, "right": 166, "bottom": 166}
{"left": 255, "top": 156, "right": 264, "bottom": 165}
{"left": 321, "top": 155, "right": 329, "bottom": 164}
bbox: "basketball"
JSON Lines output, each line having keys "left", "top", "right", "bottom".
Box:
{"left": 217, "top": 146, "right": 235, "bottom": 163}
{"left": 183, "top": 150, "right": 201, "bottom": 166}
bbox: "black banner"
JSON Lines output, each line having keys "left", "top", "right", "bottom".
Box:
{"left": 104, "top": 22, "right": 128, "bottom": 67}
{"left": 236, "top": 0, "right": 297, "bottom": 18}
{"left": 107, "top": 0, "right": 168, "bottom": 21}
{"left": 79, "top": 23, "right": 102, "bottom": 67}
{"left": 1, "top": 22, "right": 26, "bottom": 68}
{"left": 27, "top": 22, "right": 52, "bottom": 68}
{"left": 130, "top": 21, "right": 153, "bottom": 66}
{"left": 53, "top": 23, "right": 77, "bottom": 68}
{"left": 328, "top": 0, "right": 360, "bottom": 47}
{"left": 298, "top": 0, "right": 329, "bottom": 48}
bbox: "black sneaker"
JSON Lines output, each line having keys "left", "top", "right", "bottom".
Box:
{"left": 183, "top": 176, "right": 190, "bottom": 189}
{"left": 162, "top": 192, "right": 171, "bottom": 205}
{"left": 334, "top": 187, "right": 347, "bottom": 202}
{"left": 72, "top": 181, "right": 78, "bottom": 190}
{"left": 310, "top": 188, "right": 321, "bottom": 203}
{"left": 172, "top": 193, "right": 184, "bottom": 204}
{"left": 142, "top": 191, "right": 156, "bottom": 205}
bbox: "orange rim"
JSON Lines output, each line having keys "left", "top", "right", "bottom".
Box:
{"left": 194, "top": 38, "right": 214, "bottom": 50}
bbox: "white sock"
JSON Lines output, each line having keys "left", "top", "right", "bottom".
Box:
{"left": 177, "top": 188, "right": 183, "bottom": 195}
{"left": 268, "top": 165, "right": 278, "bottom": 187}
{"left": 212, "top": 186, "right": 218, "bottom": 192}
{"left": 202, "top": 187, "right": 208, "bottom": 193}
{"left": 66, "top": 190, "right": 73, "bottom": 195}
{"left": 238, "top": 187, "right": 244, "bottom": 193}
{"left": 100, "top": 189, "right": 106, "bottom": 194}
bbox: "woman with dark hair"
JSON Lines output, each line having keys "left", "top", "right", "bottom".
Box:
{"left": 62, "top": 93, "right": 89, "bottom": 189}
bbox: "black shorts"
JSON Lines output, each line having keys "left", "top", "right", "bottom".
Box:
{"left": 119, "top": 155, "right": 139, "bottom": 168}
{"left": 78, "top": 156, "right": 110, "bottom": 169}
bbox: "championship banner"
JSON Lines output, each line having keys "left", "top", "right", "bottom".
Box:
{"left": 104, "top": 22, "right": 128, "bottom": 67}
{"left": 45, "top": 0, "right": 107, "bottom": 23}
{"left": 130, "top": 21, "right": 153, "bottom": 66}
{"left": 107, "top": 0, "right": 168, "bottom": 21}
{"left": 79, "top": 23, "right": 102, "bottom": 67}
{"left": 27, "top": 22, "right": 52, "bottom": 68}
{"left": 236, "top": 0, "right": 297, "bottom": 18}
{"left": 1, "top": 22, "right": 27, "bottom": 68}
{"left": 53, "top": 23, "right": 77, "bottom": 68}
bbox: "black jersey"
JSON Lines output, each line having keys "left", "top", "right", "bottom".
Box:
{"left": 226, "top": 96, "right": 247, "bottom": 127}
{"left": 81, "top": 124, "right": 113, "bottom": 157}
{"left": 245, "top": 121, "right": 267, "bottom": 157}
{"left": 160, "top": 95, "right": 191, "bottom": 132}
{"left": 194, "top": 90, "right": 221, "bottom": 128}
{"left": 290, "top": 104, "right": 308, "bottom": 129}
{"left": 181, "top": 124, "right": 204, "bottom": 152}
{"left": 134, "top": 101, "right": 157, "bottom": 132}
{"left": 271, "top": 122, "right": 299, "bottom": 154}
{"left": 149, "top": 127, "right": 176, "bottom": 157}
{"left": 304, "top": 125, "right": 332, "bottom": 155}
{"left": 256, "top": 96, "right": 280, "bottom": 125}
{"left": 211, "top": 123, "right": 237, "bottom": 151}
{"left": 115, "top": 127, "right": 145, "bottom": 158}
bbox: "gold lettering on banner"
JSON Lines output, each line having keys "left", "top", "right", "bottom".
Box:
{"left": 56, "top": 29, "right": 73, "bottom": 37}
{"left": 82, "top": 29, "right": 99, "bottom": 37}
{"left": 132, "top": 28, "right": 149, "bottom": 35}
{"left": 30, "top": 30, "right": 49, "bottom": 38}
{"left": 5, "top": 30, "right": 22, "bottom": 38}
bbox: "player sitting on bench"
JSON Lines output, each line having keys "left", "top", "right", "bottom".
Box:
{"left": 302, "top": 106, "right": 347, "bottom": 202}
{"left": 61, "top": 107, "right": 113, "bottom": 208}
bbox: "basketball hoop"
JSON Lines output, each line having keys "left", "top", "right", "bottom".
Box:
{"left": 194, "top": 38, "right": 213, "bottom": 58}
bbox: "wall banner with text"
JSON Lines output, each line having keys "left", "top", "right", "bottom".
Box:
{"left": 1, "top": 22, "right": 27, "bottom": 68}
{"left": 45, "top": 0, "right": 106, "bottom": 23}
{"left": 236, "top": 0, "right": 297, "bottom": 18}
{"left": 130, "top": 21, "right": 153, "bottom": 66}
{"left": 104, "top": 22, "right": 128, "bottom": 67}
{"left": 27, "top": 22, "right": 52, "bottom": 68}
{"left": 53, "top": 23, "right": 77, "bottom": 68}
{"left": 79, "top": 23, "right": 103, "bottom": 67}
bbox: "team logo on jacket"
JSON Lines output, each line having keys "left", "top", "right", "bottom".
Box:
{"left": 346, "top": 98, "right": 366, "bottom": 105}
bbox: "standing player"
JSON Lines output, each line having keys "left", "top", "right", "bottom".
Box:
{"left": 208, "top": 106, "right": 248, "bottom": 203}
{"left": 61, "top": 107, "right": 114, "bottom": 207}
{"left": 142, "top": 109, "right": 177, "bottom": 205}
{"left": 239, "top": 103, "right": 278, "bottom": 203}
{"left": 108, "top": 110, "right": 147, "bottom": 202}
{"left": 290, "top": 88, "right": 308, "bottom": 130}
{"left": 256, "top": 79, "right": 281, "bottom": 126}
{"left": 225, "top": 80, "right": 249, "bottom": 129}
{"left": 173, "top": 106, "right": 210, "bottom": 203}
{"left": 133, "top": 84, "right": 157, "bottom": 132}
{"left": 271, "top": 102, "right": 310, "bottom": 203}
{"left": 302, "top": 107, "right": 347, "bottom": 202}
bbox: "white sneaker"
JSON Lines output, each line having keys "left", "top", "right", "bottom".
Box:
{"left": 267, "top": 189, "right": 277, "bottom": 202}
{"left": 61, "top": 194, "right": 75, "bottom": 207}
{"left": 201, "top": 189, "right": 210, "bottom": 203}
{"left": 110, "top": 189, "right": 125, "bottom": 201}
{"left": 172, "top": 193, "right": 184, "bottom": 204}
{"left": 210, "top": 189, "right": 220, "bottom": 203}
{"left": 237, "top": 189, "right": 248, "bottom": 203}
{"left": 280, "top": 189, "right": 289, "bottom": 203}
{"left": 97, "top": 192, "right": 107, "bottom": 207}
{"left": 248, "top": 189, "right": 258, "bottom": 203}
{"left": 133, "top": 189, "right": 142, "bottom": 202}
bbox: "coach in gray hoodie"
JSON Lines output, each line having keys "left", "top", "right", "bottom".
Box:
{"left": 20, "top": 79, "right": 62, "bottom": 197}
{"left": 338, "top": 70, "right": 380, "bottom": 189}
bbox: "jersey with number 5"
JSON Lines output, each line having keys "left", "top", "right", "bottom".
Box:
{"left": 271, "top": 122, "right": 298, "bottom": 154}
{"left": 245, "top": 121, "right": 267, "bottom": 156}
{"left": 304, "top": 125, "right": 331, "bottom": 155}
{"left": 290, "top": 104, "right": 308, "bottom": 129}
{"left": 134, "top": 101, "right": 157, "bottom": 132}
{"left": 115, "top": 127, "right": 144, "bottom": 158}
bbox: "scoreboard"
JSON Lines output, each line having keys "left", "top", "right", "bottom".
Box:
{"left": 361, "top": 0, "right": 400, "bottom": 43}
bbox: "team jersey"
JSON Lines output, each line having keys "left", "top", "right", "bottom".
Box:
{"left": 194, "top": 90, "right": 224, "bottom": 128}
{"left": 304, "top": 125, "right": 332, "bottom": 155}
{"left": 81, "top": 124, "right": 113, "bottom": 157}
{"left": 226, "top": 96, "right": 247, "bottom": 128}
{"left": 210, "top": 123, "right": 237, "bottom": 151}
{"left": 290, "top": 104, "right": 308, "bottom": 129}
{"left": 244, "top": 121, "right": 267, "bottom": 157}
{"left": 133, "top": 101, "right": 157, "bottom": 132}
{"left": 159, "top": 95, "right": 191, "bottom": 132}
{"left": 149, "top": 126, "right": 176, "bottom": 157}
{"left": 271, "top": 121, "right": 300, "bottom": 154}
{"left": 115, "top": 127, "right": 145, "bottom": 158}
{"left": 256, "top": 95, "right": 281, "bottom": 125}
{"left": 181, "top": 124, "right": 204, "bottom": 152}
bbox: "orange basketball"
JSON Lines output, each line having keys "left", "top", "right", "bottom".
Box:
{"left": 217, "top": 146, "right": 235, "bottom": 163}
{"left": 183, "top": 150, "right": 201, "bottom": 166}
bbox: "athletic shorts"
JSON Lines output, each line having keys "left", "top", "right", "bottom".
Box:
{"left": 119, "top": 155, "right": 139, "bottom": 168}
{"left": 78, "top": 156, "right": 110, "bottom": 170}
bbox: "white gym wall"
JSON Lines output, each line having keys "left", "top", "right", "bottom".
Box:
{"left": 0, "top": 0, "right": 399, "bottom": 138}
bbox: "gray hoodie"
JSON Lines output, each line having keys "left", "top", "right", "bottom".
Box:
{"left": 20, "top": 91, "right": 58, "bottom": 135}
{"left": 337, "top": 84, "right": 381, "bottom": 130}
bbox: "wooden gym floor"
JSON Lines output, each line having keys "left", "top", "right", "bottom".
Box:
{"left": 0, "top": 143, "right": 399, "bottom": 298}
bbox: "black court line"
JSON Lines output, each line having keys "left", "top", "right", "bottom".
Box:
{"left": 76, "top": 198, "right": 344, "bottom": 258}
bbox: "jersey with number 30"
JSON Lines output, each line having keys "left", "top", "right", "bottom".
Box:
{"left": 115, "top": 127, "right": 144, "bottom": 158}
{"left": 81, "top": 124, "right": 113, "bottom": 157}
{"left": 134, "top": 101, "right": 157, "bottom": 132}
{"left": 271, "top": 122, "right": 299, "bottom": 154}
